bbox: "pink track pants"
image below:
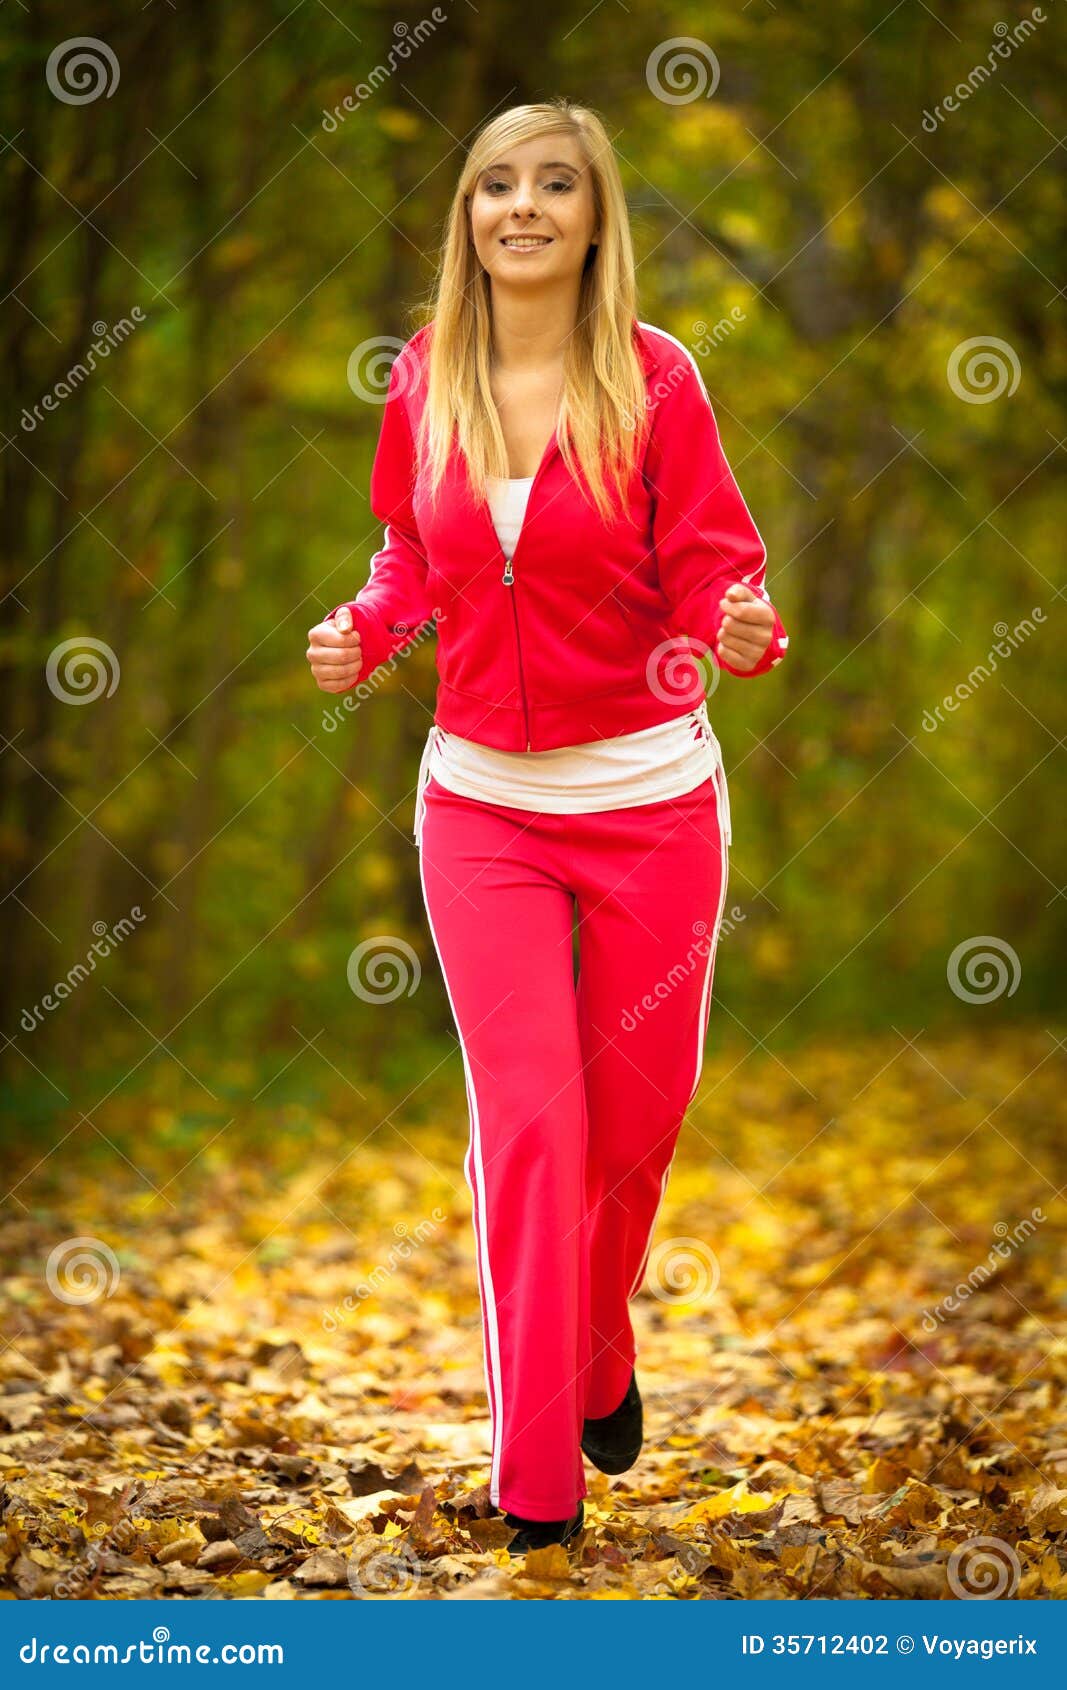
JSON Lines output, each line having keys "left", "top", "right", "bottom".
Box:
{"left": 417, "top": 766, "right": 730, "bottom": 1520}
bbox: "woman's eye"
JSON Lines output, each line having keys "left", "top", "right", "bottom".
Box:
{"left": 484, "top": 179, "right": 573, "bottom": 193}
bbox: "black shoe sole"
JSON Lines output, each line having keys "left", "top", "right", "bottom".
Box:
{"left": 580, "top": 1437, "right": 641, "bottom": 1475}
{"left": 504, "top": 1500, "right": 584, "bottom": 1557}
{"left": 580, "top": 1370, "right": 643, "bottom": 1474}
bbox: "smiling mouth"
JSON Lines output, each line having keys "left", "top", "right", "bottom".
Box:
{"left": 500, "top": 236, "right": 553, "bottom": 249}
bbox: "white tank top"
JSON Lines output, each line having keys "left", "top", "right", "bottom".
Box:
{"left": 413, "top": 476, "right": 731, "bottom": 847}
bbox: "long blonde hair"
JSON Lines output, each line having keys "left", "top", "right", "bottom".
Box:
{"left": 410, "top": 99, "right": 650, "bottom": 523}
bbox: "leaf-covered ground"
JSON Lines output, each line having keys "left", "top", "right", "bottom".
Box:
{"left": 2, "top": 1024, "right": 1065, "bottom": 1600}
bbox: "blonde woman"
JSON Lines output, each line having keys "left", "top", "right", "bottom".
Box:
{"left": 307, "top": 99, "right": 788, "bottom": 1556}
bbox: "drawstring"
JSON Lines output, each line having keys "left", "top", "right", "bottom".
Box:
{"left": 694, "top": 705, "right": 732, "bottom": 848}
{"left": 413, "top": 725, "right": 439, "bottom": 848}
{"left": 714, "top": 751, "right": 732, "bottom": 848}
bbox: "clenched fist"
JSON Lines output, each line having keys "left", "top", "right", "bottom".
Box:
{"left": 716, "top": 582, "right": 776, "bottom": 672}
{"left": 306, "top": 604, "right": 364, "bottom": 693}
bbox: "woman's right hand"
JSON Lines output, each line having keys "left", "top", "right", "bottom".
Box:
{"left": 306, "top": 604, "right": 364, "bottom": 692}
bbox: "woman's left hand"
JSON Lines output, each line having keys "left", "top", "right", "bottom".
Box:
{"left": 716, "top": 582, "right": 776, "bottom": 672}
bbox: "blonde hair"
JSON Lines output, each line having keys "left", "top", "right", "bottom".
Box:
{"left": 409, "top": 99, "right": 649, "bottom": 523}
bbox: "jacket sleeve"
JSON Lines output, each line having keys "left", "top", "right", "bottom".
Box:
{"left": 327, "top": 348, "right": 437, "bottom": 683}
{"left": 644, "top": 352, "right": 788, "bottom": 678}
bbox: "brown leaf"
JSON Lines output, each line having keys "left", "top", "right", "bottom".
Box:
{"left": 155, "top": 1535, "right": 205, "bottom": 1567}
{"left": 1027, "top": 1483, "right": 1067, "bottom": 1531}
{"left": 347, "top": 1459, "right": 424, "bottom": 1498}
{"left": 157, "top": 1396, "right": 192, "bottom": 1433}
{"left": 292, "top": 1548, "right": 349, "bottom": 1587}
{"left": 408, "top": 1483, "right": 438, "bottom": 1539}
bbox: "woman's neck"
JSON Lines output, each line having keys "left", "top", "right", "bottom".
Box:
{"left": 489, "top": 284, "right": 580, "bottom": 373}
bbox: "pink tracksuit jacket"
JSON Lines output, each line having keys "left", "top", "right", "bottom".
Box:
{"left": 330, "top": 319, "right": 789, "bottom": 751}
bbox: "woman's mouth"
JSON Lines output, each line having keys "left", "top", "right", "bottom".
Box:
{"left": 500, "top": 236, "right": 553, "bottom": 252}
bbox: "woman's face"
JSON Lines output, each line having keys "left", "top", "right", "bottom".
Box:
{"left": 467, "top": 133, "right": 600, "bottom": 290}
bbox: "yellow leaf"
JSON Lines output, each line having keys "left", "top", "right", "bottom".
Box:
{"left": 678, "top": 1481, "right": 770, "bottom": 1525}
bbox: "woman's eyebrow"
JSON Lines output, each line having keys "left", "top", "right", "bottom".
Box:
{"left": 480, "top": 160, "right": 580, "bottom": 175}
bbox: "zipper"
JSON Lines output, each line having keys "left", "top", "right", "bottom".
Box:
{"left": 502, "top": 558, "right": 532, "bottom": 750}
{"left": 493, "top": 435, "right": 558, "bottom": 752}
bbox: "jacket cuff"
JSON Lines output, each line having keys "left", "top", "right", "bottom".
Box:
{"left": 712, "top": 599, "right": 789, "bottom": 678}
{"left": 326, "top": 600, "right": 392, "bottom": 685}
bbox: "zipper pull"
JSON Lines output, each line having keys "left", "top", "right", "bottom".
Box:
{"left": 502, "top": 558, "right": 514, "bottom": 586}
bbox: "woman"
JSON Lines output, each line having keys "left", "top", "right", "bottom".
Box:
{"left": 307, "top": 99, "right": 788, "bottom": 1556}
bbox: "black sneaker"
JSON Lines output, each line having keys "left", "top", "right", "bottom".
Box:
{"left": 503, "top": 1500, "right": 584, "bottom": 1557}
{"left": 581, "top": 1367, "right": 643, "bottom": 1474}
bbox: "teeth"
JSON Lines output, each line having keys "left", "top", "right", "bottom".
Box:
{"left": 503, "top": 238, "right": 550, "bottom": 247}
